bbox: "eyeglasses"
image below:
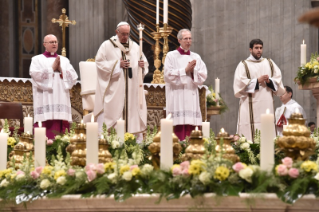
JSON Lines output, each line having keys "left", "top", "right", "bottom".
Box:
{"left": 117, "top": 31, "right": 130, "bottom": 37}
{"left": 44, "top": 41, "right": 58, "bottom": 44}
{"left": 182, "top": 37, "right": 192, "bottom": 41}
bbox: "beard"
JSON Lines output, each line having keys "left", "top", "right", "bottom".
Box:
{"left": 252, "top": 52, "right": 262, "bottom": 60}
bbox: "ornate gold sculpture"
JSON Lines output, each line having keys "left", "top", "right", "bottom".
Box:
{"left": 276, "top": 112, "right": 316, "bottom": 160}
{"left": 215, "top": 128, "right": 239, "bottom": 163}
{"left": 66, "top": 123, "right": 87, "bottom": 167}
{"left": 8, "top": 132, "right": 34, "bottom": 169}
{"left": 98, "top": 136, "right": 112, "bottom": 163}
{"left": 182, "top": 128, "right": 205, "bottom": 161}
{"left": 151, "top": 24, "right": 163, "bottom": 84}
{"left": 159, "top": 23, "right": 173, "bottom": 83}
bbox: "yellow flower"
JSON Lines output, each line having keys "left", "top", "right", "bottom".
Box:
{"left": 131, "top": 167, "right": 140, "bottom": 176}
{"left": 0, "top": 169, "right": 12, "bottom": 179}
{"left": 203, "top": 138, "right": 209, "bottom": 145}
{"left": 188, "top": 160, "right": 206, "bottom": 175}
{"left": 214, "top": 166, "right": 230, "bottom": 181}
{"left": 10, "top": 174, "right": 17, "bottom": 181}
{"left": 171, "top": 164, "right": 180, "bottom": 172}
{"left": 301, "top": 161, "right": 318, "bottom": 172}
{"left": 42, "top": 166, "right": 53, "bottom": 176}
{"left": 212, "top": 93, "right": 216, "bottom": 98}
{"left": 7, "top": 137, "right": 16, "bottom": 147}
{"left": 54, "top": 170, "right": 66, "bottom": 180}
{"left": 104, "top": 162, "right": 115, "bottom": 172}
{"left": 124, "top": 133, "right": 135, "bottom": 142}
{"left": 120, "top": 165, "right": 130, "bottom": 175}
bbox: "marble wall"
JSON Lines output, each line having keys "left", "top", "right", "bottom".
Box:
{"left": 190, "top": 0, "right": 318, "bottom": 135}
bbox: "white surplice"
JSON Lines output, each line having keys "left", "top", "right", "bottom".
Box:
{"left": 233, "top": 55, "right": 285, "bottom": 141}
{"left": 164, "top": 50, "right": 207, "bottom": 126}
{"left": 30, "top": 54, "right": 78, "bottom": 123}
{"left": 275, "top": 99, "right": 307, "bottom": 136}
{"left": 93, "top": 36, "right": 148, "bottom": 134}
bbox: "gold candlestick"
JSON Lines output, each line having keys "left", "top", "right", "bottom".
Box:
{"left": 159, "top": 23, "right": 173, "bottom": 84}
{"left": 215, "top": 128, "right": 239, "bottom": 163}
{"left": 151, "top": 24, "right": 163, "bottom": 84}
{"left": 182, "top": 127, "right": 205, "bottom": 161}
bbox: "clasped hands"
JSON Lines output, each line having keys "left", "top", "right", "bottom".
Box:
{"left": 120, "top": 59, "right": 144, "bottom": 69}
{"left": 258, "top": 75, "right": 270, "bottom": 84}
{"left": 185, "top": 60, "right": 196, "bottom": 73}
{"left": 52, "top": 56, "right": 62, "bottom": 73}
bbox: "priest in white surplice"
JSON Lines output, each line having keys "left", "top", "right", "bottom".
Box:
{"left": 233, "top": 39, "right": 285, "bottom": 141}
{"left": 30, "top": 34, "right": 78, "bottom": 139}
{"left": 164, "top": 29, "right": 207, "bottom": 141}
{"left": 93, "top": 22, "right": 148, "bottom": 139}
{"left": 275, "top": 86, "right": 307, "bottom": 136}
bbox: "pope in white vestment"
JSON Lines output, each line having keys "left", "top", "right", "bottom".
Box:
{"left": 164, "top": 29, "right": 207, "bottom": 141}
{"left": 30, "top": 34, "right": 78, "bottom": 139}
{"left": 233, "top": 39, "right": 285, "bottom": 141}
{"left": 93, "top": 22, "right": 148, "bottom": 136}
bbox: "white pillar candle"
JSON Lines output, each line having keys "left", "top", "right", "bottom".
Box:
{"left": 283, "top": 125, "right": 288, "bottom": 131}
{"left": 160, "top": 113, "right": 173, "bottom": 170}
{"left": 24, "top": 114, "right": 33, "bottom": 135}
{"left": 215, "top": 77, "right": 220, "bottom": 106}
{"left": 116, "top": 118, "right": 125, "bottom": 143}
{"left": 156, "top": 0, "right": 159, "bottom": 24}
{"left": 137, "top": 23, "right": 144, "bottom": 107}
{"left": 301, "top": 40, "right": 307, "bottom": 67}
{"left": 260, "top": 109, "right": 275, "bottom": 172}
{"left": 34, "top": 121, "right": 46, "bottom": 167}
{"left": 0, "top": 130, "right": 8, "bottom": 170}
{"left": 86, "top": 114, "right": 99, "bottom": 165}
{"left": 163, "top": 0, "right": 168, "bottom": 24}
{"left": 202, "top": 120, "right": 210, "bottom": 138}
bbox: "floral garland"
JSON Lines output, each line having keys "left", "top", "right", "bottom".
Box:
{"left": 206, "top": 86, "right": 228, "bottom": 114}
{"left": 295, "top": 52, "right": 319, "bottom": 85}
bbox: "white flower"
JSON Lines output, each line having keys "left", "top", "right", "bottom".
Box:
{"left": 75, "top": 171, "right": 85, "bottom": 180}
{"left": 111, "top": 140, "right": 120, "bottom": 149}
{"left": 122, "top": 171, "right": 132, "bottom": 181}
{"left": 107, "top": 173, "right": 118, "bottom": 184}
{"left": 240, "top": 142, "right": 250, "bottom": 150}
{"left": 55, "top": 135, "right": 62, "bottom": 140}
{"left": 199, "top": 171, "right": 211, "bottom": 185}
{"left": 56, "top": 176, "right": 67, "bottom": 185}
{"left": 40, "top": 179, "right": 51, "bottom": 189}
{"left": 0, "top": 179, "right": 9, "bottom": 187}
{"left": 314, "top": 173, "right": 319, "bottom": 181}
{"left": 247, "top": 140, "right": 253, "bottom": 144}
{"left": 61, "top": 135, "right": 70, "bottom": 142}
{"left": 141, "top": 164, "right": 154, "bottom": 177}
{"left": 239, "top": 167, "right": 253, "bottom": 183}
{"left": 313, "top": 137, "right": 319, "bottom": 143}
{"left": 314, "top": 69, "right": 318, "bottom": 74}
{"left": 315, "top": 65, "right": 318, "bottom": 69}
{"left": 239, "top": 137, "right": 246, "bottom": 143}
{"left": 249, "top": 165, "right": 260, "bottom": 172}
{"left": 16, "top": 173, "right": 25, "bottom": 181}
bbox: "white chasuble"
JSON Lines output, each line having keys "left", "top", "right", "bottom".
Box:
{"left": 275, "top": 99, "right": 307, "bottom": 136}
{"left": 233, "top": 56, "right": 285, "bottom": 141}
{"left": 93, "top": 37, "right": 148, "bottom": 134}
{"left": 30, "top": 55, "right": 78, "bottom": 123}
{"left": 164, "top": 50, "right": 207, "bottom": 126}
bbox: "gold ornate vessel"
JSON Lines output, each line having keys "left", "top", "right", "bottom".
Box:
{"left": 215, "top": 128, "right": 239, "bottom": 163}
{"left": 276, "top": 112, "right": 315, "bottom": 160}
{"left": 182, "top": 127, "right": 205, "bottom": 161}
{"left": 98, "top": 135, "right": 112, "bottom": 163}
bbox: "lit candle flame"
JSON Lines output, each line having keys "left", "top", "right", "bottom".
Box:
{"left": 27, "top": 131, "right": 30, "bottom": 134}
{"left": 221, "top": 128, "right": 225, "bottom": 133}
{"left": 91, "top": 114, "right": 94, "bottom": 123}
{"left": 28, "top": 114, "right": 30, "bottom": 117}
{"left": 266, "top": 109, "right": 270, "bottom": 114}
{"left": 0, "top": 129, "right": 3, "bottom": 133}
{"left": 80, "top": 133, "right": 83, "bottom": 138}
{"left": 39, "top": 121, "right": 42, "bottom": 128}
{"left": 101, "top": 135, "right": 104, "bottom": 139}
{"left": 81, "top": 119, "right": 83, "bottom": 124}
{"left": 303, "top": 39, "right": 305, "bottom": 44}
{"left": 166, "top": 113, "right": 172, "bottom": 120}
{"left": 195, "top": 126, "right": 198, "bottom": 131}
{"left": 295, "top": 108, "right": 300, "bottom": 114}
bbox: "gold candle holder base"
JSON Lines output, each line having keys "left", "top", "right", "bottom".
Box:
{"left": 159, "top": 23, "right": 173, "bottom": 84}
{"left": 98, "top": 137, "right": 112, "bottom": 163}
{"left": 151, "top": 24, "right": 164, "bottom": 84}
{"left": 182, "top": 128, "right": 205, "bottom": 161}
{"left": 215, "top": 129, "right": 239, "bottom": 163}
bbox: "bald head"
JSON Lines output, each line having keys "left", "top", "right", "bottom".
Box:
{"left": 43, "top": 34, "right": 58, "bottom": 53}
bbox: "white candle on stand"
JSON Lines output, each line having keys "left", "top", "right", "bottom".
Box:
{"left": 34, "top": 121, "right": 46, "bottom": 167}
{"left": 260, "top": 109, "right": 275, "bottom": 172}
{"left": 215, "top": 77, "right": 220, "bottom": 106}
{"left": 86, "top": 114, "right": 98, "bottom": 165}
{"left": 160, "top": 113, "right": 173, "bottom": 170}
{"left": 24, "top": 114, "right": 33, "bottom": 135}
{"left": 156, "top": 0, "right": 159, "bottom": 24}
{"left": 202, "top": 120, "right": 210, "bottom": 138}
{"left": 137, "top": 23, "right": 144, "bottom": 107}
{"left": 116, "top": 118, "right": 125, "bottom": 143}
{"left": 163, "top": 0, "right": 168, "bottom": 24}
{"left": 301, "top": 40, "right": 306, "bottom": 66}
{"left": 0, "top": 130, "right": 8, "bottom": 170}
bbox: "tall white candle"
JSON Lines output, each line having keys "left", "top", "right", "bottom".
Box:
{"left": 137, "top": 23, "right": 144, "bottom": 106}
{"left": 24, "top": 114, "right": 33, "bottom": 135}
{"left": 215, "top": 77, "right": 220, "bottom": 106}
{"left": 116, "top": 118, "right": 125, "bottom": 143}
{"left": 260, "top": 109, "right": 275, "bottom": 172}
{"left": 301, "top": 40, "right": 306, "bottom": 66}
{"left": 202, "top": 120, "right": 210, "bottom": 138}
{"left": 160, "top": 113, "right": 173, "bottom": 170}
{"left": 163, "top": 0, "right": 168, "bottom": 24}
{"left": 34, "top": 121, "right": 46, "bottom": 167}
{"left": 86, "top": 114, "right": 99, "bottom": 165}
{"left": 156, "top": 0, "right": 159, "bottom": 24}
{"left": 0, "top": 130, "right": 8, "bottom": 170}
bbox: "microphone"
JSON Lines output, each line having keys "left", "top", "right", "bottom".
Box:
{"left": 127, "top": 59, "right": 132, "bottom": 78}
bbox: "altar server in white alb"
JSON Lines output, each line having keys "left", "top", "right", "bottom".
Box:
{"left": 233, "top": 39, "right": 285, "bottom": 141}
{"left": 275, "top": 85, "right": 307, "bottom": 136}
{"left": 164, "top": 29, "right": 207, "bottom": 141}
{"left": 30, "top": 34, "right": 78, "bottom": 139}
{"left": 93, "top": 22, "right": 148, "bottom": 139}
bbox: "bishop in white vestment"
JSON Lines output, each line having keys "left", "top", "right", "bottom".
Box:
{"left": 30, "top": 34, "right": 78, "bottom": 139}
{"left": 93, "top": 22, "right": 148, "bottom": 136}
{"left": 165, "top": 29, "right": 207, "bottom": 141}
{"left": 233, "top": 39, "right": 285, "bottom": 141}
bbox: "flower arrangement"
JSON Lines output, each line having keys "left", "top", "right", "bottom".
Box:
{"left": 206, "top": 86, "right": 228, "bottom": 114}
{"left": 295, "top": 52, "right": 319, "bottom": 85}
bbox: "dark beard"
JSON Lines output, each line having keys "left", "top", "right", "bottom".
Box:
{"left": 252, "top": 53, "right": 261, "bottom": 60}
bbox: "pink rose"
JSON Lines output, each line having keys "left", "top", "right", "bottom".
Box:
{"left": 233, "top": 135, "right": 240, "bottom": 141}
{"left": 130, "top": 165, "right": 139, "bottom": 171}
{"left": 67, "top": 168, "right": 76, "bottom": 176}
{"left": 85, "top": 164, "right": 96, "bottom": 172}
{"left": 180, "top": 161, "right": 190, "bottom": 171}
{"left": 282, "top": 157, "right": 293, "bottom": 169}
{"left": 16, "top": 170, "right": 25, "bottom": 176}
{"left": 86, "top": 169, "right": 97, "bottom": 182}
{"left": 232, "top": 162, "right": 246, "bottom": 173}
{"left": 96, "top": 163, "right": 105, "bottom": 174}
{"left": 317, "top": 57, "right": 319, "bottom": 61}
{"left": 288, "top": 168, "right": 299, "bottom": 178}
{"left": 182, "top": 168, "right": 189, "bottom": 176}
{"left": 30, "top": 171, "right": 40, "bottom": 179}
{"left": 277, "top": 164, "right": 288, "bottom": 176}
{"left": 47, "top": 139, "right": 54, "bottom": 146}
{"left": 172, "top": 167, "right": 182, "bottom": 176}
{"left": 35, "top": 167, "right": 43, "bottom": 174}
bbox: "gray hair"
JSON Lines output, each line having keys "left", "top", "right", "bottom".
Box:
{"left": 43, "top": 34, "right": 57, "bottom": 42}
{"left": 177, "top": 29, "right": 191, "bottom": 40}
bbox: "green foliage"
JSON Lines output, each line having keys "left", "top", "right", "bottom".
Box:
{"left": 295, "top": 52, "right": 319, "bottom": 85}
{"left": 206, "top": 86, "right": 229, "bottom": 114}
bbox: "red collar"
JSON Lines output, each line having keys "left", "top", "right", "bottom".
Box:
{"left": 177, "top": 47, "right": 190, "bottom": 55}
{"left": 43, "top": 51, "right": 58, "bottom": 58}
